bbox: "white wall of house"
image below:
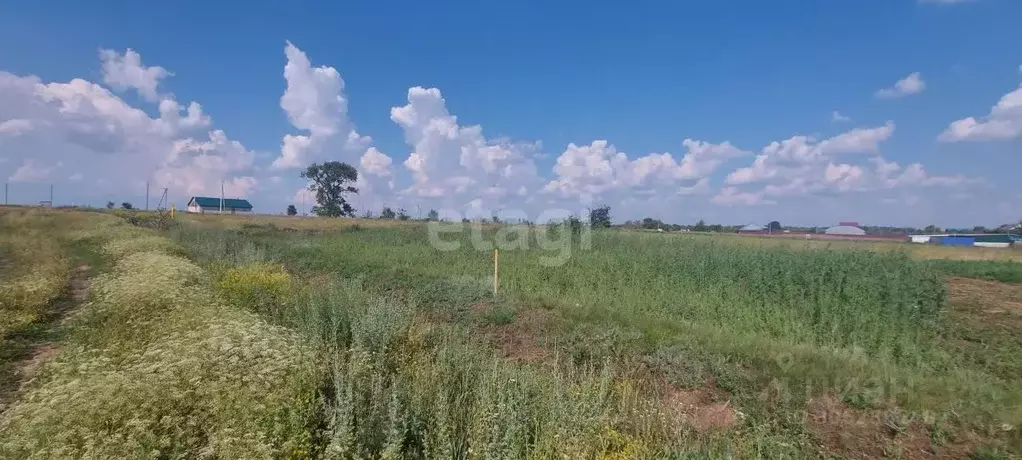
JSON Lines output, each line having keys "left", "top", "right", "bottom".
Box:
{"left": 186, "top": 205, "right": 252, "bottom": 214}
{"left": 974, "top": 242, "right": 1010, "bottom": 248}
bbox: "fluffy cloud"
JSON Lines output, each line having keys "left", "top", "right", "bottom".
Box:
{"left": 360, "top": 147, "right": 393, "bottom": 176}
{"left": 272, "top": 42, "right": 374, "bottom": 169}
{"left": 544, "top": 138, "right": 748, "bottom": 202}
{"left": 870, "top": 158, "right": 972, "bottom": 188}
{"left": 99, "top": 48, "right": 170, "bottom": 102}
{"left": 0, "top": 50, "right": 257, "bottom": 202}
{"left": 938, "top": 83, "right": 1022, "bottom": 142}
{"left": 875, "top": 72, "right": 926, "bottom": 99}
{"left": 727, "top": 122, "right": 895, "bottom": 185}
{"left": 390, "top": 86, "right": 542, "bottom": 202}
{"left": 151, "top": 130, "right": 258, "bottom": 197}
{"left": 716, "top": 120, "right": 972, "bottom": 205}
{"left": 750, "top": 158, "right": 971, "bottom": 200}
{"left": 158, "top": 99, "right": 210, "bottom": 132}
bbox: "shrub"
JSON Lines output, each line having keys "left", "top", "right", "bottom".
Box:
{"left": 216, "top": 263, "right": 293, "bottom": 317}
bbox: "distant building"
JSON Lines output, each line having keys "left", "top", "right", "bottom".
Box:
{"left": 187, "top": 196, "right": 253, "bottom": 214}
{"left": 738, "top": 224, "right": 765, "bottom": 233}
{"left": 917, "top": 233, "right": 1017, "bottom": 248}
{"left": 824, "top": 225, "right": 866, "bottom": 236}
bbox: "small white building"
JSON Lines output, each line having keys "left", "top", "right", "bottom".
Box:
{"left": 824, "top": 225, "right": 866, "bottom": 236}
{"left": 909, "top": 235, "right": 933, "bottom": 244}
{"left": 186, "top": 196, "right": 253, "bottom": 214}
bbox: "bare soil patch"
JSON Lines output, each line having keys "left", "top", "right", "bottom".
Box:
{"left": 17, "top": 343, "right": 58, "bottom": 383}
{"left": 663, "top": 383, "right": 738, "bottom": 432}
{"left": 808, "top": 394, "right": 984, "bottom": 460}
{"left": 482, "top": 306, "right": 559, "bottom": 364}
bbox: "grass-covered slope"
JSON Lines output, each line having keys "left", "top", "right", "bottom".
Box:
{"left": 0, "top": 211, "right": 72, "bottom": 340}
{"left": 0, "top": 210, "right": 320, "bottom": 459}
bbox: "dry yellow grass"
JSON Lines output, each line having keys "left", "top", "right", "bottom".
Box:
{"left": 0, "top": 209, "right": 73, "bottom": 339}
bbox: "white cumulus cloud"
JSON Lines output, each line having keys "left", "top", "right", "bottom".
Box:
{"left": 360, "top": 147, "right": 393, "bottom": 177}
{"left": 544, "top": 138, "right": 748, "bottom": 202}
{"left": 938, "top": 82, "right": 1022, "bottom": 142}
{"left": 99, "top": 48, "right": 171, "bottom": 102}
{"left": 875, "top": 72, "right": 926, "bottom": 99}
{"left": 390, "top": 86, "right": 542, "bottom": 203}
{"left": 727, "top": 122, "right": 895, "bottom": 185}
{"left": 0, "top": 50, "right": 257, "bottom": 203}
{"left": 272, "top": 42, "right": 372, "bottom": 169}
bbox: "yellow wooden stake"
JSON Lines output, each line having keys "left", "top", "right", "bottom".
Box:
{"left": 493, "top": 248, "right": 499, "bottom": 295}
{"left": 170, "top": 204, "right": 175, "bottom": 219}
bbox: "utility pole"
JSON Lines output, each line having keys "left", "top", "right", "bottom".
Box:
{"left": 220, "top": 181, "right": 224, "bottom": 215}
{"left": 50, "top": 184, "right": 53, "bottom": 207}
{"left": 145, "top": 181, "right": 150, "bottom": 211}
{"left": 4, "top": 183, "right": 7, "bottom": 205}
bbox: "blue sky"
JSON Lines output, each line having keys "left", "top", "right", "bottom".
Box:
{"left": 0, "top": 0, "right": 1019, "bottom": 227}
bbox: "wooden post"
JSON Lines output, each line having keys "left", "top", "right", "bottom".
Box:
{"left": 170, "top": 204, "right": 175, "bottom": 219}
{"left": 493, "top": 248, "right": 499, "bottom": 295}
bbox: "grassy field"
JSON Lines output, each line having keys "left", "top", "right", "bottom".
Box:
{"left": 2, "top": 209, "right": 1021, "bottom": 458}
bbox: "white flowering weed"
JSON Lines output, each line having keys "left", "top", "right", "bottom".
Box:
{"left": 0, "top": 214, "right": 321, "bottom": 459}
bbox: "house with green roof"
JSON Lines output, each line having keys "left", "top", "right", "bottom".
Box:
{"left": 186, "top": 196, "right": 253, "bottom": 214}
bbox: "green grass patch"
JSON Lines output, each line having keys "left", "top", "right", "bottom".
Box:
{"left": 926, "top": 259, "right": 1022, "bottom": 284}
{"left": 167, "top": 222, "right": 1022, "bottom": 456}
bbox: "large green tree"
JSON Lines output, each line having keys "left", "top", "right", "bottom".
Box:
{"left": 301, "top": 162, "right": 359, "bottom": 217}
{"left": 588, "top": 205, "right": 612, "bottom": 228}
